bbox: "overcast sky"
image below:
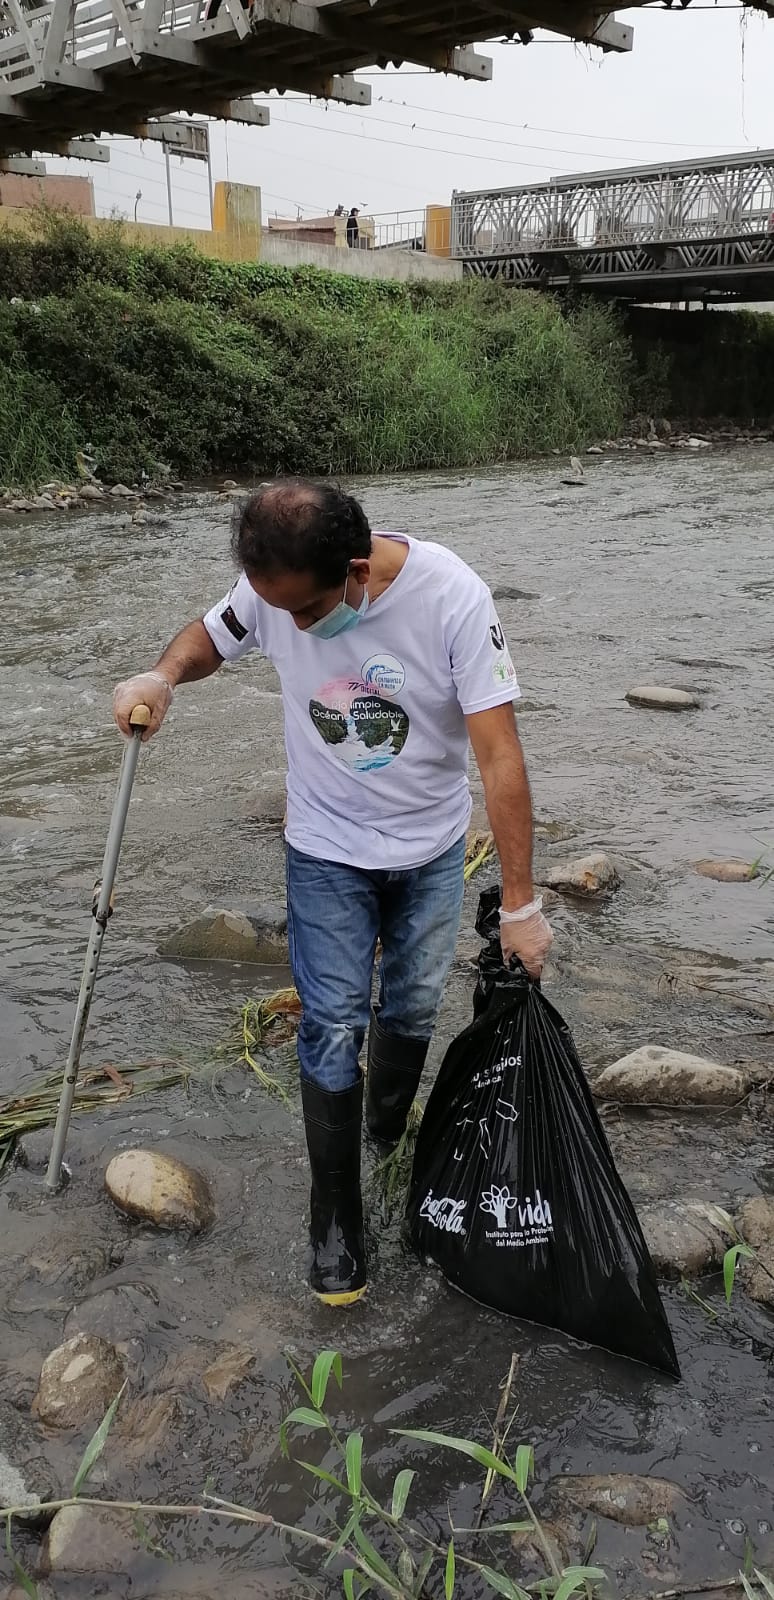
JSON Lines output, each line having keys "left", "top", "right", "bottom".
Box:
{"left": 55, "top": 4, "right": 774, "bottom": 230}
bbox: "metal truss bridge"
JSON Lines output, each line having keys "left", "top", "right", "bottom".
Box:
{"left": 452, "top": 150, "right": 774, "bottom": 303}
{"left": 0, "top": 0, "right": 772, "bottom": 167}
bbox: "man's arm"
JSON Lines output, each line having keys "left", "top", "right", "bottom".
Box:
{"left": 113, "top": 620, "right": 223, "bottom": 740}
{"left": 154, "top": 620, "right": 223, "bottom": 686}
{"left": 466, "top": 703, "right": 534, "bottom": 909}
{"left": 466, "top": 703, "right": 553, "bottom": 978}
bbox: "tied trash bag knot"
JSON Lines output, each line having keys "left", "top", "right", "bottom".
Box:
{"left": 473, "top": 883, "right": 534, "bottom": 1016}
{"left": 407, "top": 888, "right": 680, "bottom": 1378}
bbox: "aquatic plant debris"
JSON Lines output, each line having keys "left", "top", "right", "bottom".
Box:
{"left": 464, "top": 831, "right": 494, "bottom": 882}
{"left": 0, "top": 1060, "right": 189, "bottom": 1173}
{"left": 234, "top": 989, "right": 302, "bottom": 1105}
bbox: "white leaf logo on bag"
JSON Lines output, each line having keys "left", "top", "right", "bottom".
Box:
{"left": 418, "top": 1190, "right": 467, "bottom": 1234}
{"left": 480, "top": 1184, "right": 518, "bottom": 1230}
{"left": 479, "top": 1184, "right": 554, "bottom": 1242}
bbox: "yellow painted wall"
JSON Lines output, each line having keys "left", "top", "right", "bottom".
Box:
{"left": 0, "top": 179, "right": 262, "bottom": 263}
{"left": 425, "top": 204, "right": 451, "bottom": 258}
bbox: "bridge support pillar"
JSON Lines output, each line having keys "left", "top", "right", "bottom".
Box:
{"left": 212, "top": 180, "right": 262, "bottom": 258}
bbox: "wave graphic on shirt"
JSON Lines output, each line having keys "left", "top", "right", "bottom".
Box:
{"left": 309, "top": 676, "right": 409, "bottom": 773}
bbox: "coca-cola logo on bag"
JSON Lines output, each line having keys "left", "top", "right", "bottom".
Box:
{"left": 419, "top": 1190, "right": 467, "bottom": 1235}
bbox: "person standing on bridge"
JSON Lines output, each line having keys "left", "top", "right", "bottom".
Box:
{"left": 112, "top": 480, "right": 552, "bottom": 1306}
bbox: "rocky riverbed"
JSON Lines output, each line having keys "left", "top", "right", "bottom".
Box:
{"left": 1, "top": 451, "right": 773, "bottom": 1598}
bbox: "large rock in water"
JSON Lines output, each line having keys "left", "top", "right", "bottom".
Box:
{"left": 105, "top": 1148, "right": 215, "bottom": 1232}
{"left": 44, "top": 1505, "right": 143, "bottom": 1574}
{"left": 541, "top": 852, "right": 620, "bottom": 897}
{"left": 548, "top": 1472, "right": 685, "bottom": 1526}
{"left": 159, "top": 904, "right": 288, "bottom": 963}
{"left": 625, "top": 685, "right": 699, "bottom": 711}
{"left": 637, "top": 1199, "right": 735, "bottom": 1277}
{"left": 693, "top": 858, "right": 759, "bottom": 883}
{"left": 32, "top": 1334, "right": 126, "bottom": 1428}
{"left": 594, "top": 1046, "right": 746, "bottom": 1106}
{"left": 734, "top": 1195, "right": 774, "bottom": 1309}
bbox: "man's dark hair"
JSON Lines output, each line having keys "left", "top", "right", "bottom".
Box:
{"left": 232, "top": 479, "right": 372, "bottom": 588}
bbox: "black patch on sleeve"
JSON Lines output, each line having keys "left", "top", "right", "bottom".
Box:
{"left": 221, "top": 605, "right": 248, "bottom": 642}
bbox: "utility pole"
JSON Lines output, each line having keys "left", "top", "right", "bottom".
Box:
{"left": 164, "top": 141, "right": 173, "bottom": 226}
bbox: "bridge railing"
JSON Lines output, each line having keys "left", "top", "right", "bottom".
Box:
{"left": 372, "top": 210, "right": 426, "bottom": 251}
{"left": 0, "top": 0, "right": 209, "bottom": 90}
{"left": 452, "top": 152, "right": 774, "bottom": 258}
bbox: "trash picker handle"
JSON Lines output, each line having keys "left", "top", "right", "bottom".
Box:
{"left": 45, "top": 705, "right": 149, "bottom": 1192}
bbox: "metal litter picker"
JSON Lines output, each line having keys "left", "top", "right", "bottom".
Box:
{"left": 45, "top": 703, "right": 151, "bottom": 1191}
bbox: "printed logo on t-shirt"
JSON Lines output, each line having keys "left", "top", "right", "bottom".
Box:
{"left": 361, "top": 653, "right": 406, "bottom": 695}
{"left": 490, "top": 616, "right": 517, "bottom": 687}
{"left": 309, "top": 676, "right": 410, "bottom": 772}
{"left": 221, "top": 604, "right": 247, "bottom": 642}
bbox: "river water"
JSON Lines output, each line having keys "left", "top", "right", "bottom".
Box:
{"left": 1, "top": 450, "right": 773, "bottom": 1597}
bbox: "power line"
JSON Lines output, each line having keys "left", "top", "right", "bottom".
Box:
{"left": 268, "top": 112, "right": 617, "bottom": 175}
{"left": 267, "top": 102, "right": 741, "bottom": 168}
{"left": 369, "top": 97, "right": 753, "bottom": 154}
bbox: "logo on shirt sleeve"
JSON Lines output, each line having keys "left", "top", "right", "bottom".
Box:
{"left": 489, "top": 614, "right": 517, "bottom": 686}
{"left": 221, "top": 605, "right": 248, "bottom": 642}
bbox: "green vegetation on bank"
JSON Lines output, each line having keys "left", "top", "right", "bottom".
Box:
{"left": 0, "top": 213, "right": 630, "bottom": 487}
{"left": 626, "top": 305, "right": 774, "bottom": 424}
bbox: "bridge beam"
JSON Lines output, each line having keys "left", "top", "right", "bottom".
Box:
{"left": 190, "top": 97, "right": 271, "bottom": 126}
{"left": 0, "top": 156, "right": 46, "bottom": 174}
{"left": 249, "top": 0, "right": 493, "bottom": 80}
{"left": 494, "top": 5, "right": 633, "bottom": 51}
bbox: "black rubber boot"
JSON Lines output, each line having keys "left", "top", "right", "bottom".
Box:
{"left": 366, "top": 1010, "right": 429, "bottom": 1151}
{"left": 300, "top": 1075, "right": 367, "bottom": 1307}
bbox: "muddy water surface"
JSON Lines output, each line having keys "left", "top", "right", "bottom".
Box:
{"left": 1, "top": 450, "right": 773, "bottom": 1597}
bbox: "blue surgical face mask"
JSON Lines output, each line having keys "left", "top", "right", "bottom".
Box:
{"left": 306, "top": 573, "right": 369, "bottom": 640}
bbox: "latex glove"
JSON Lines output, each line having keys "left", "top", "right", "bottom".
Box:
{"left": 112, "top": 670, "right": 173, "bottom": 742}
{"left": 499, "top": 899, "right": 554, "bottom": 979}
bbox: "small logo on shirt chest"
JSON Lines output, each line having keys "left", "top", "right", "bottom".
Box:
{"left": 361, "top": 654, "right": 406, "bottom": 695}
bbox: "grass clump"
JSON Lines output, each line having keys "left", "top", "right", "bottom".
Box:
{"left": 0, "top": 211, "right": 632, "bottom": 488}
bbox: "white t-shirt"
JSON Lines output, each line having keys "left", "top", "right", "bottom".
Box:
{"left": 202, "top": 534, "right": 520, "bottom": 871}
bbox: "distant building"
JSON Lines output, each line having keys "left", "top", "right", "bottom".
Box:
{"left": 0, "top": 173, "right": 95, "bottom": 214}
{"left": 267, "top": 212, "right": 374, "bottom": 249}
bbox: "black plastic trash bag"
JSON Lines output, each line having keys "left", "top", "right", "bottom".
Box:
{"left": 407, "top": 888, "right": 680, "bottom": 1377}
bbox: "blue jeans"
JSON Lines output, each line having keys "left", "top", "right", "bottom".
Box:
{"left": 286, "top": 837, "right": 466, "bottom": 1092}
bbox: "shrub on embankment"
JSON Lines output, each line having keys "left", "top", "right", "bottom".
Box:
{"left": 627, "top": 305, "right": 774, "bottom": 425}
{"left": 0, "top": 212, "right": 630, "bottom": 487}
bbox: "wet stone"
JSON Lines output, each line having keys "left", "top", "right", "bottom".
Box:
{"left": 548, "top": 1472, "right": 686, "bottom": 1526}
{"left": 111, "top": 1392, "right": 180, "bottom": 1467}
{"left": 693, "top": 858, "right": 759, "bottom": 883}
{"left": 105, "top": 1148, "right": 215, "bottom": 1232}
{"left": 64, "top": 1283, "right": 157, "bottom": 1346}
{"left": 540, "top": 852, "right": 620, "bottom": 898}
{"left": 637, "top": 1199, "right": 735, "bottom": 1277}
{"left": 32, "top": 1334, "right": 126, "bottom": 1429}
{"left": 201, "top": 1344, "right": 255, "bottom": 1400}
{"left": 159, "top": 904, "right": 288, "bottom": 964}
{"left": 0, "top": 1400, "right": 58, "bottom": 1522}
{"left": 43, "top": 1505, "right": 145, "bottom": 1574}
{"left": 491, "top": 584, "right": 540, "bottom": 601}
{"left": 3, "top": 1585, "right": 56, "bottom": 1600}
{"left": 734, "top": 1196, "right": 774, "bottom": 1309}
{"left": 625, "top": 685, "right": 700, "bottom": 711}
{"left": 594, "top": 1046, "right": 746, "bottom": 1106}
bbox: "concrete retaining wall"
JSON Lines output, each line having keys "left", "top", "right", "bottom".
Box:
{"left": 259, "top": 231, "right": 461, "bottom": 281}
{"left": 0, "top": 180, "right": 461, "bottom": 284}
